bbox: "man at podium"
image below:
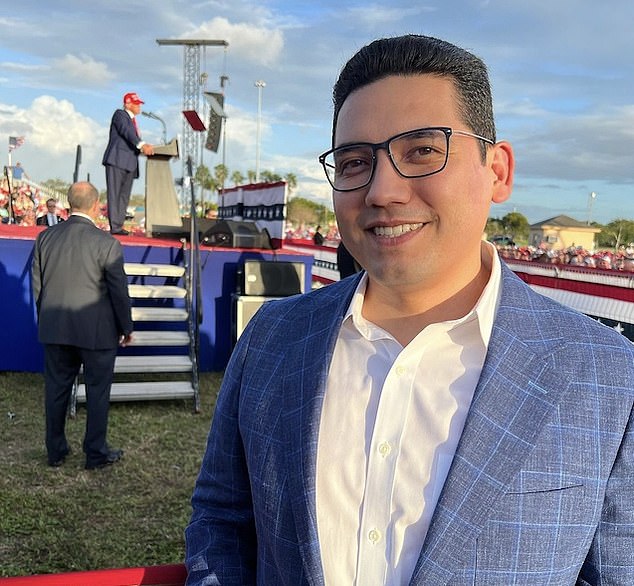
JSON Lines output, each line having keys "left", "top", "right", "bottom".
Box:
{"left": 102, "top": 92, "right": 155, "bottom": 235}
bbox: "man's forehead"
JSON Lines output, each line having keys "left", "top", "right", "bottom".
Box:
{"left": 334, "top": 75, "right": 459, "bottom": 142}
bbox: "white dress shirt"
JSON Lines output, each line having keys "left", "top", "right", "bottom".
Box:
{"left": 71, "top": 211, "right": 95, "bottom": 224}
{"left": 126, "top": 109, "right": 146, "bottom": 150}
{"left": 316, "top": 242, "right": 502, "bottom": 585}
{"left": 46, "top": 212, "right": 58, "bottom": 226}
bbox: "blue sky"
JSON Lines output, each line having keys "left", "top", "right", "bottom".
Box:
{"left": 1, "top": 0, "right": 633, "bottom": 225}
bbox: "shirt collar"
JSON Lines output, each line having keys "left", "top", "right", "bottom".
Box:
{"left": 70, "top": 211, "right": 96, "bottom": 225}
{"left": 343, "top": 240, "right": 502, "bottom": 347}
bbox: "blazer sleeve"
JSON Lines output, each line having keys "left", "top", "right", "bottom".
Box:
{"left": 103, "top": 237, "right": 133, "bottom": 336}
{"left": 112, "top": 109, "right": 140, "bottom": 151}
{"left": 185, "top": 328, "right": 257, "bottom": 586}
{"left": 579, "top": 402, "right": 634, "bottom": 584}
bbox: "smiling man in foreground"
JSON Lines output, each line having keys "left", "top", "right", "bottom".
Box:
{"left": 185, "top": 35, "right": 634, "bottom": 585}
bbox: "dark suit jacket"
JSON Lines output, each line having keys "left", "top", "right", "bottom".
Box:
{"left": 185, "top": 262, "right": 634, "bottom": 585}
{"left": 102, "top": 108, "right": 141, "bottom": 178}
{"left": 32, "top": 215, "right": 133, "bottom": 350}
{"left": 36, "top": 214, "right": 64, "bottom": 226}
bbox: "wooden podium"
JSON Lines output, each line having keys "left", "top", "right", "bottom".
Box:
{"left": 144, "top": 138, "right": 182, "bottom": 237}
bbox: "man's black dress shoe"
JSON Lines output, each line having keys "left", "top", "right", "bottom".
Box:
{"left": 111, "top": 229, "right": 129, "bottom": 236}
{"left": 48, "top": 448, "right": 70, "bottom": 467}
{"left": 85, "top": 449, "right": 123, "bottom": 470}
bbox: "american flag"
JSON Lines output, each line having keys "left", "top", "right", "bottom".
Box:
{"left": 8, "top": 136, "right": 25, "bottom": 151}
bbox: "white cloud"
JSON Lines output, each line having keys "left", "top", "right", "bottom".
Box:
{"left": 185, "top": 16, "right": 284, "bottom": 67}
{"left": 346, "top": 4, "right": 436, "bottom": 27}
{"left": 26, "top": 95, "right": 102, "bottom": 156}
{"left": 496, "top": 98, "right": 550, "bottom": 119}
{"left": 51, "top": 54, "right": 114, "bottom": 86}
{"left": 509, "top": 104, "right": 634, "bottom": 183}
{"left": 221, "top": 103, "right": 260, "bottom": 166}
{"left": 0, "top": 61, "right": 44, "bottom": 73}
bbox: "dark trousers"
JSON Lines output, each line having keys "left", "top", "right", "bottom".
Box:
{"left": 105, "top": 164, "right": 135, "bottom": 232}
{"left": 44, "top": 344, "right": 117, "bottom": 465}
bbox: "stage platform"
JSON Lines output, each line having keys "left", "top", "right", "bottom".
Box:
{"left": 0, "top": 224, "right": 313, "bottom": 373}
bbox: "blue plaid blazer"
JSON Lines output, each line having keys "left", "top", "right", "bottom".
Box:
{"left": 186, "top": 262, "right": 634, "bottom": 585}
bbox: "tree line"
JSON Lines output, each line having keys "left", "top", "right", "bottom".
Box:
{"left": 486, "top": 213, "right": 634, "bottom": 249}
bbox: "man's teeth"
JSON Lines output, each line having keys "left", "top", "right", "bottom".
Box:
{"left": 373, "top": 223, "right": 424, "bottom": 237}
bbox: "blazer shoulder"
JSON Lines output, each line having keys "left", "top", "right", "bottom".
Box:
{"left": 242, "top": 275, "right": 360, "bottom": 340}
{"left": 112, "top": 108, "right": 128, "bottom": 120}
{"left": 496, "top": 264, "right": 634, "bottom": 380}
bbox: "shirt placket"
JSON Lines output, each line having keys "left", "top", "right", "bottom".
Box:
{"left": 356, "top": 354, "right": 416, "bottom": 585}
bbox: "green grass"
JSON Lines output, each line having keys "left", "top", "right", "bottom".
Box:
{"left": 0, "top": 370, "right": 223, "bottom": 578}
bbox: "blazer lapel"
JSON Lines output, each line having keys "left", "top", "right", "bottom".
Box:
{"left": 410, "top": 266, "right": 570, "bottom": 585}
{"left": 283, "top": 277, "right": 360, "bottom": 585}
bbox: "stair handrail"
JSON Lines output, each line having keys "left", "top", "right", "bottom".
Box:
{"left": 184, "top": 157, "right": 201, "bottom": 412}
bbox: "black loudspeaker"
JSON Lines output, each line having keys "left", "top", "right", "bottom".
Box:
{"left": 152, "top": 217, "right": 216, "bottom": 242}
{"left": 205, "top": 93, "right": 225, "bottom": 153}
{"left": 202, "top": 220, "right": 272, "bottom": 249}
{"left": 183, "top": 217, "right": 217, "bottom": 239}
{"left": 242, "top": 260, "right": 305, "bottom": 296}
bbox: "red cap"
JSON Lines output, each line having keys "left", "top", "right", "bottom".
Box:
{"left": 123, "top": 92, "right": 144, "bottom": 105}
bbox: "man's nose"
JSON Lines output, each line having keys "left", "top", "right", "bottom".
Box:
{"left": 363, "top": 150, "right": 411, "bottom": 206}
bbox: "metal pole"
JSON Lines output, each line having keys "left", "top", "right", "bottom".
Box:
{"left": 587, "top": 191, "right": 596, "bottom": 225}
{"left": 156, "top": 38, "right": 228, "bottom": 210}
{"left": 254, "top": 80, "right": 266, "bottom": 183}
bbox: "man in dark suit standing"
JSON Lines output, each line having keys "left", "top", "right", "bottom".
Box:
{"left": 32, "top": 182, "right": 133, "bottom": 470}
{"left": 36, "top": 198, "right": 65, "bottom": 227}
{"left": 102, "top": 92, "right": 154, "bottom": 235}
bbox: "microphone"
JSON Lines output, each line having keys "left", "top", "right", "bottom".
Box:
{"left": 141, "top": 111, "right": 168, "bottom": 145}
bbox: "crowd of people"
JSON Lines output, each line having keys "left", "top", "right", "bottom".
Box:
{"left": 285, "top": 221, "right": 634, "bottom": 274}
{"left": 495, "top": 242, "right": 634, "bottom": 272}
{"left": 0, "top": 175, "right": 145, "bottom": 233}
{"left": 285, "top": 222, "right": 340, "bottom": 243}
{"left": 0, "top": 175, "right": 67, "bottom": 226}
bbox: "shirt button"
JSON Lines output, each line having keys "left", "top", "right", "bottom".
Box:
{"left": 378, "top": 442, "right": 392, "bottom": 457}
{"left": 368, "top": 529, "right": 382, "bottom": 544}
{"left": 395, "top": 365, "right": 406, "bottom": 376}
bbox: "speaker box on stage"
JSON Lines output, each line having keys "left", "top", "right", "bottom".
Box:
{"left": 233, "top": 295, "right": 281, "bottom": 342}
{"left": 201, "top": 220, "right": 272, "bottom": 249}
{"left": 183, "top": 217, "right": 217, "bottom": 240}
{"left": 152, "top": 217, "right": 217, "bottom": 242}
{"left": 242, "top": 260, "right": 305, "bottom": 297}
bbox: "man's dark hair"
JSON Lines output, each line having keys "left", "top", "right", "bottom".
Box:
{"left": 332, "top": 35, "right": 495, "bottom": 158}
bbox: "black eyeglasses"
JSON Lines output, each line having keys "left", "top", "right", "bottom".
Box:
{"left": 318, "top": 126, "right": 494, "bottom": 192}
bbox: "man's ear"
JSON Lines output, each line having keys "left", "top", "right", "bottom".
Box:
{"left": 489, "top": 140, "right": 514, "bottom": 204}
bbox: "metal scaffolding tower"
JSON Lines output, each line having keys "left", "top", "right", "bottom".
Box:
{"left": 156, "top": 38, "right": 228, "bottom": 184}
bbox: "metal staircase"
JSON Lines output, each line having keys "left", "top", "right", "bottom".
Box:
{"left": 71, "top": 246, "right": 201, "bottom": 413}
{"left": 71, "top": 157, "right": 204, "bottom": 414}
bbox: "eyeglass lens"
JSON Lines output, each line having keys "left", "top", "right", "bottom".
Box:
{"left": 323, "top": 128, "right": 449, "bottom": 191}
